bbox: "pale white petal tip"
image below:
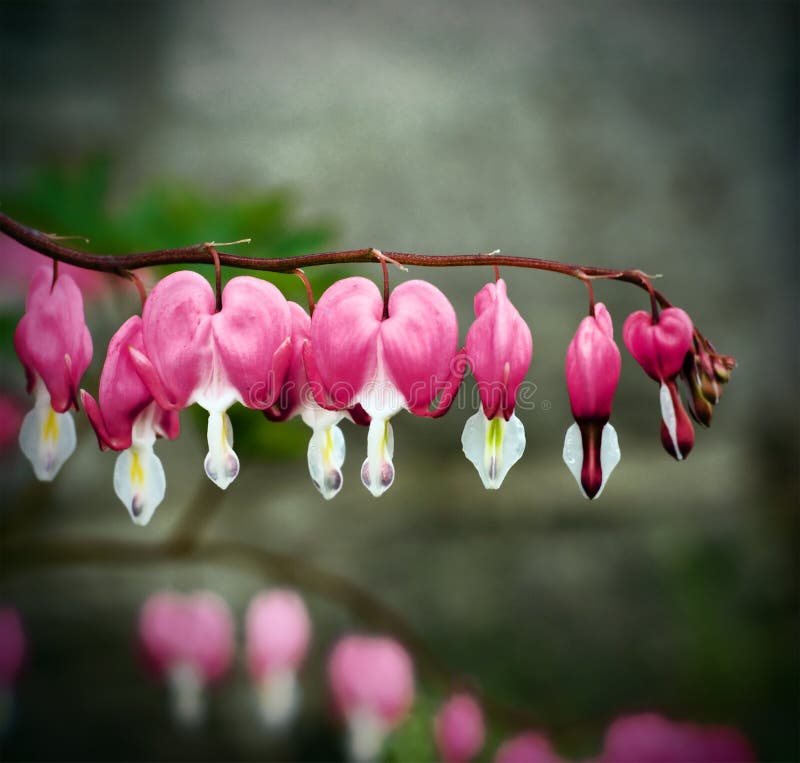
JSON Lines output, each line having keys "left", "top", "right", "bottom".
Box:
{"left": 461, "top": 410, "right": 525, "bottom": 489}
{"left": 562, "top": 422, "right": 587, "bottom": 498}
{"left": 307, "top": 423, "right": 345, "bottom": 500}
{"left": 361, "top": 419, "right": 395, "bottom": 497}
{"left": 255, "top": 670, "right": 300, "bottom": 728}
{"left": 659, "top": 382, "right": 682, "bottom": 461}
{"left": 562, "top": 422, "right": 621, "bottom": 500}
{"left": 113, "top": 445, "right": 166, "bottom": 526}
{"left": 347, "top": 708, "right": 388, "bottom": 763}
{"left": 168, "top": 662, "right": 206, "bottom": 728}
{"left": 204, "top": 411, "right": 240, "bottom": 489}
{"left": 598, "top": 422, "right": 621, "bottom": 498}
{"left": 19, "top": 403, "right": 76, "bottom": 482}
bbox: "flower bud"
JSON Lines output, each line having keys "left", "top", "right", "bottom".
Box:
{"left": 563, "top": 303, "right": 621, "bottom": 499}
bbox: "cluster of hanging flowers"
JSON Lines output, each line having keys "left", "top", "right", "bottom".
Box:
{"left": 13, "top": 256, "right": 735, "bottom": 525}
{"left": 0, "top": 597, "right": 756, "bottom": 761}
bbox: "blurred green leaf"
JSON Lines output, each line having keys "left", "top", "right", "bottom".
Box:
{"left": 384, "top": 689, "right": 439, "bottom": 763}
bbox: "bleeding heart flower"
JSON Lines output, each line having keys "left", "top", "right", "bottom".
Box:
{"left": 493, "top": 732, "right": 564, "bottom": 763}
{"left": 306, "top": 277, "right": 464, "bottom": 497}
{"left": 265, "top": 303, "right": 349, "bottom": 499}
{"left": 129, "top": 271, "right": 291, "bottom": 489}
{"left": 562, "top": 303, "right": 622, "bottom": 499}
{"left": 461, "top": 278, "right": 532, "bottom": 489}
{"left": 328, "top": 634, "right": 414, "bottom": 762}
{"left": 598, "top": 713, "right": 756, "bottom": 763}
{"left": 81, "top": 316, "right": 180, "bottom": 526}
{"left": 623, "top": 307, "right": 695, "bottom": 460}
{"left": 14, "top": 265, "right": 93, "bottom": 481}
{"left": 138, "top": 591, "right": 234, "bottom": 727}
{"left": 434, "top": 693, "right": 486, "bottom": 763}
{"left": 245, "top": 589, "right": 311, "bottom": 727}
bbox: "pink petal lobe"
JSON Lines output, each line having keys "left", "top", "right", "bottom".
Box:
{"left": 141, "top": 271, "right": 215, "bottom": 409}
{"left": 565, "top": 302, "right": 621, "bottom": 421}
{"left": 465, "top": 279, "right": 532, "bottom": 420}
{"left": 213, "top": 276, "right": 291, "bottom": 409}
{"left": 623, "top": 308, "right": 694, "bottom": 382}
{"left": 87, "top": 317, "right": 154, "bottom": 450}
{"left": 381, "top": 279, "right": 459, "bottom": 411}
{"left": 311, "top": 278, "right": 382, "bottom": 407}
{"left": 269, "top": 302, "right": 312, "bottom": 419}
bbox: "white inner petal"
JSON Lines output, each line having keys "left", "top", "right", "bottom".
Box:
{"left": 461, "top": 410, "right": 525, "bottom": 489}
{"left": 659, "top": 382, "right": 682, "bottom": 461}
{"left": 596, "top": 422, "right": 621, "bottom": 499}
{"left": 347, "top": 707, "right": 388, "bottom": 763}
{"left": 113, "top": 443, "right": 166, "bottom": 527}
{"left": 357, "top": 345, "right": 405, "bottom": 422}
{"left": 18, "top": 385, "right": 76, "bottom": 482}
{"left": 255, "top": 669, "right": 300, "bottom": 728}
{"left": 562, "top": 422, "right": 587, "bottom": 498}
{"left": 203, "top": 409, "right": 240, "bottom": 489}
{"left": 360, "top": 417, "right": 395, "bottom": 497}
{"left": 167, "top": 662, "right": 205, "bottom": 728}
{"left": 307, "top": 421, "right": 345, "bottom": 500}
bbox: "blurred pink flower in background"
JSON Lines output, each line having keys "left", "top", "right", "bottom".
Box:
{"left": 0, "top": 235, "right": 109, "bottom": 305}
{"left": 328, "top": 634, "right": 414, "bottom": 762}
{"left": 0, "top": 607, "right": 26, "bottom": 735}
{"left": 434, "top": 692, "right": 486, "bottom": 763}
{"left": 0, "top": 394, "right": 26, "bottom": 453}
{"left": 245, "top": 589, "right": 312, "bottom": 727}
{"left": 598, "top": 713, "right": 757, "bottom": 763}
{"left": 138, "top": 591, "right": 234, "bottom": 727}
{"left": 493, "top": 731, "right": 564, "bottom": 763}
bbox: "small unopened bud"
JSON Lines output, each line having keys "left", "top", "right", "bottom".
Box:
{"left": 713, "top": 354, "right": 736, "bottom": 383}
{"left": 682, "top": 354, "right": 713, "bottom": 427}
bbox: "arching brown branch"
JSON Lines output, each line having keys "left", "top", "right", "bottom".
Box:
{"left": 0, "top": 211, "right": 670, "bottom": 304}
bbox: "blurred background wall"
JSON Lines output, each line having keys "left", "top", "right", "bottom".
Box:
{"left": 0, "top": 1, "right": 797, "bottom": 761}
